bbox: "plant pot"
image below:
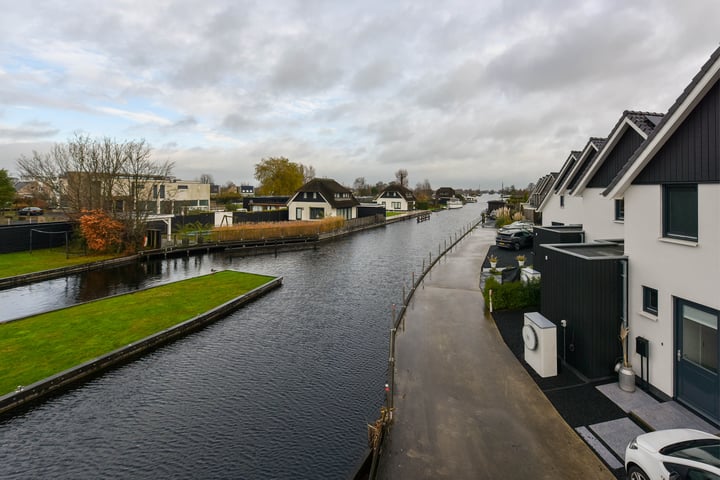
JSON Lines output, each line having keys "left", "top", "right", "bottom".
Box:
{"left": 518, "top": 261, "right": 525, "bottom": 267}
{"left": 490, "top": 262, "right": 497, "bottom": 269}
{"left": 618, "top": 365, "right": 636, "bottom": 392}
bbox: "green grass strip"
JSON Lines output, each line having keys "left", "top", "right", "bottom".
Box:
{"left": 0, "top": 249, "right": 121, "bottom": 279}
{"left": 0, "top": 270, "right": 275, "bottom": 396}
{"left": 385, "top": 211, "right": 404, "bottom": 217}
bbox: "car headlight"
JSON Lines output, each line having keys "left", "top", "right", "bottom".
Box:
{"left": 628, "top": 437, "right": 638, "bottom": 450}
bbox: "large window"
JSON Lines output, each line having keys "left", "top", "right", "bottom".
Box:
{"left": 643, "top": 286, "right": 658, "bottom": 315}
{"left": 560, "top": 195, "right": 565, "bottom": 208}
{"left": 310, "top": 207, "right": 324, "bottom": 219}
{"left": 663, "top": 184, "right": 698, "bottom": 241}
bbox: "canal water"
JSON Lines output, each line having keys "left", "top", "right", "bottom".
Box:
{"left": 0, "top": 201, "right": 488, "bottom": 479}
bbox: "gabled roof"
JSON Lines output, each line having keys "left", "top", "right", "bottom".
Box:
{"left": 537, "top": 151, "right": 581, "bottom": 213}
{"left": 377, "top": 183, "right": 416, "bottom": 201}
{"left": 291, "top": 178, "right": 360, "bottom": 208}
{"left": 562, "top": 137, "right": 607, "bottom": 194}
{"left": 528, "top": 173, "right": 557, "bottom": 208}
{"left": 571, "top": 110, "right": 664, "bottom": 195}
{"left": 605, "top": 45, "right": 720, "bottom": 198}
{"left": 435, "top": 187, "right": 456, "bottom": 198}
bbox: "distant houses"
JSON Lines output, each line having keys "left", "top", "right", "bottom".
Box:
{"left": 529, "top": 45, "right": 720, "bottom": 423}
{"left": 287, "top": 178, "right": 359, "bottom": 221}
{"left": 375, "top": 184, "right": 416, "bottom": 211}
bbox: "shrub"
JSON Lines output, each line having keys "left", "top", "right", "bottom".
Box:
{"left": 483, "top": 277, "right": 540, "bottom": 310}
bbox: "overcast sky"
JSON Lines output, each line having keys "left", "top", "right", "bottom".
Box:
{"left": 1, "top": 1, "right": 718, "bottom": 190}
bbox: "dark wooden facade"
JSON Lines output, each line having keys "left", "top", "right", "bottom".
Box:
{"left": 634, "top": 79, "right": 720, "bottom": 184}
{"left": 588, "top": 127, "right": 644, "bottom": 188}
{"left": 539, "top": 244, "right": 626, "bottom": 379}
{"left": 532, "top": 225, "right": 584, "bottom": 272}
{"left": 567, "top": 148, "right": 599, "bottom": 192}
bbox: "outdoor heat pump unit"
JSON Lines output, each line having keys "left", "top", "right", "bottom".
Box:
{"left": 522, "top": 312, "right": 557, "bottom": 378}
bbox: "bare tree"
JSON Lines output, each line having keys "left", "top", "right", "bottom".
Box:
{"left": 199, "top": 173, "right": 214, "bottom": 184}
{"left": 414, "top": 179, "right": 433, "bottom": 202}
{"left": 395, "top": 168, "right": 409, "bottom": 187}
{"left": 303, "top": 164, "right": 316, "bottom": 183}
{"left": 17, "top": 134, "right": 173, "bottom": 250}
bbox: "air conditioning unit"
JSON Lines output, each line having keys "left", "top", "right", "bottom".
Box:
{"left": 522, "top": 312, "right": 557, "bottom": 378}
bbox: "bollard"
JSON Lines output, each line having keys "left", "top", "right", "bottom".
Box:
{"left": 412, "top": 271, "right": 415, "bottom": 288}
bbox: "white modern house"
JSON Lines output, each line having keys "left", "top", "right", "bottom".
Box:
{"left": 603, "top": 46, "right": 720, "bottom": 422}
{"left": 537, "top": 150, "right": 583, "bottom": 226}
{"left": 287, "top": 178, "right": 359, "bottom": 221}
{"left": 375, "top": 184, "right": 416, "bottom": 211}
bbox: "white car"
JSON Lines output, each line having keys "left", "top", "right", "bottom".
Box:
{"left": 625, "top": 428, "right": 720, "bottom": 480}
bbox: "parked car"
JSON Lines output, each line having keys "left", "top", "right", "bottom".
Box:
{"left": 495, "top": 229, "right": 534, "bottom": 250}
{"left": 18, "top": 207, "right": 44, "bottom": 216}
{"left": 499, "top": 221, "right": 534, "bottom": 232}
{"left": 625, "top": 429, "right": 720, "bottom": 480}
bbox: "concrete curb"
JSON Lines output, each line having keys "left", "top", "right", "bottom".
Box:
{"left": 0, "top": 276, "right": 282, "bottom": 416}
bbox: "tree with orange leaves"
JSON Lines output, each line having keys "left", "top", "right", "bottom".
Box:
{"left": 78, "top": 209, "right": 125, "bottom": 253}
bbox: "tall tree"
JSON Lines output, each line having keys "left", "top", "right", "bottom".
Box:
{"left": 254, "top": 157, "right": 304, "bottom": 195}
{"left": 0, "top": 169, "right": 14, "bottom": 208}
{"left": 395, "top": 168, "right": 409, "bottom": 187}
{"left": 17, "top": 134, "right": 173, "bottom": 251}
{"left": 303, "top": 164, "right": 316, "bottom": 183}
{"left": 199, "top": 173, "right": 214, "bottom": 184}
{"left": 414, "top": 178, "right": 433, "bottom": 202}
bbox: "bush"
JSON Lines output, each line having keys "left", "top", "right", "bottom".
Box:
{"left": 483, "top": 277, "right": 540, "bottom": 310}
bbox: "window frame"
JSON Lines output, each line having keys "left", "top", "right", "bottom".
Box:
{"left": 614, "top": 198, "right": 625, "bottom": 221}
{"left": 663, "top": 184, "right": 698, "bottom": 241}
{"left": 643, "top": 286, "right": 658, "bottom": 315}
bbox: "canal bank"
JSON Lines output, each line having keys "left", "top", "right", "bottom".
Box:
{"left": 376, "top": 226, "right": 613, "bottom": 479}
{"left": 0, "top": 273, "right": 282, "bottom": 416}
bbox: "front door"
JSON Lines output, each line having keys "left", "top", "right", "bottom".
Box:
{"left": 676, "top": 298, "right": 720, "bottom": 421}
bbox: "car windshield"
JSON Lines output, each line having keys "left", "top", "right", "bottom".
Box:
{"left": 662, "top": 440, "right": 720, "bottom": 468}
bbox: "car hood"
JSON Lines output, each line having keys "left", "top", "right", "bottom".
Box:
{"left": 638, "top": 429, "right": 718, "bottom": 453}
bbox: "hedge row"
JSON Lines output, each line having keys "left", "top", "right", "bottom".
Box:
{"left": 483, "top": 276, "right": 540, "bottom": 310}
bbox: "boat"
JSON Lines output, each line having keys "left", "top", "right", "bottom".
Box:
{"left": 446, "top": 198, "right": 463, "bottom": 209}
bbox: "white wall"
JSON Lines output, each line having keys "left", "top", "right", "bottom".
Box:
{"left": 541, "top": 193, "right": 583, "bottom": 226}
{"left": 624, "top": 184, "right": 720, "bottom": 396}
{"left": 287, "top": 201, "right": 327, "bottom": 221}
{"left": 581, "top": 188, "right": 624, "bottom": 242}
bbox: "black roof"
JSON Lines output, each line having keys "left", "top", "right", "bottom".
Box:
{"left": 293, "top": 178, "right": 360, "bottom": 208}
{"left": 604, "top": 45, "right": 720, "bottom": 195}
{"left": 378, "top": 183, "right": 417, "bottom": 201}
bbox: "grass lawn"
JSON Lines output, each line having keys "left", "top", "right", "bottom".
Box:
{"left": 386, "top": 211, "right": 404, "bottom": 217}
{"left": 0, "top": 270, "right": 275, "bottom": 396}
{"left": 0, "top": 249, "right": 122, "bottom": 279}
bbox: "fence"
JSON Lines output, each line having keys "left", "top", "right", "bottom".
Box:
{"left": 366, "top": 217, "right": 482, "bottom": 479}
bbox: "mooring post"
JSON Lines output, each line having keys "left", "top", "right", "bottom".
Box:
{"left": 412, "top": 271, "right": 415, "bottom": 289}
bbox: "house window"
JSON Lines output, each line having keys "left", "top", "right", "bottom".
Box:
{"left": 560, "top": 195, "right": 565, "bottom": 208}
{"left": 310, "top": 207, "right": 324, "bottom": 219}
{"left": 663, "top": 184, "right": 698, "bottom": 241}
{"left": 615, "top": 199, "right": 625, "bottom": 221}
{"left": 643, "top": 286, "right": 658, "bottom": 315}
{"left": 392, "top": 202, "right": 401, "bottom": 209}
{"left": 295, "top": 207, "right": 303, "bottom": 220}
{"left": 177, "top": 185, "right": 188, "bottom": 190}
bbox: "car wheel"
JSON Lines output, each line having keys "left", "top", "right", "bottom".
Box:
{"left": 514, "top": 243, "right": 520, "bottom": 251}
{"left": 627, "top": 465, "right": 649, "bottom": 480}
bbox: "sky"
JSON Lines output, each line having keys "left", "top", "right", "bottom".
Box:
{"left": 1, "top": 1, "right": 719, "bottom": 191}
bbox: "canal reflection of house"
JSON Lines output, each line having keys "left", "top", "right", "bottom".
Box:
{"left": 287, "top": 178, "right": 359, "bottom": 220}
{"left": 530, "top": 45, "right": 720, "bottom": 424}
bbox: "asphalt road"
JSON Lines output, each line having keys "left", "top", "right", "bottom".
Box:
{"left": 376, "top": 226, "right": 613, "bottom": 479}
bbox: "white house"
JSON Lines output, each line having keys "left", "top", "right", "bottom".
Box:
{"left": 538, "top": 147, "right": 589, "bottom": 227}
{"left": 604, "top": 46, "right": 720, "bottom": 422}
{"left": 375, "top": 184, "right": 416, "bottom": 211}
{"left": 287, "top": 178, "right": 359, "bottom": 221}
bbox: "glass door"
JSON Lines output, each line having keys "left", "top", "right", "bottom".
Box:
{"left": 676, "top": 299, "right": 720, "bottom": 421}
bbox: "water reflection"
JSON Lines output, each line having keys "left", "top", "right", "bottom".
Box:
{"left": 0, "top": 202, "right": 489, "bottom": 479}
